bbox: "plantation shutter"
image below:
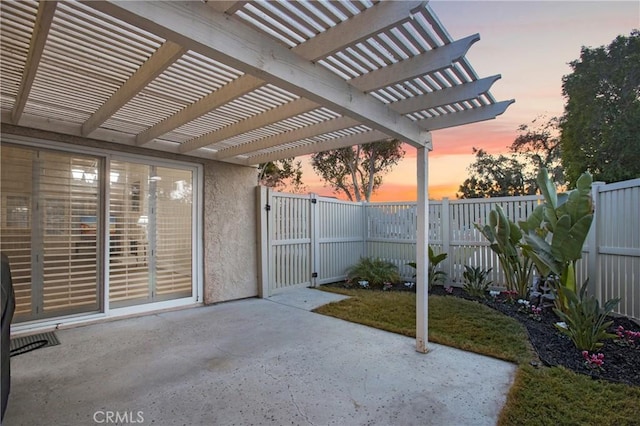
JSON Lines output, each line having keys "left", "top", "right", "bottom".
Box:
{"left": 108, "top": 160, "right": 193, "bottom": 307}
{"left": 0, "top": 145, "right": 101, "bottom": 321}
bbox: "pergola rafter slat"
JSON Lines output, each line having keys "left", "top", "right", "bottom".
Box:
{"left": 137, "top": 75, "right": 264, "bottom": 146}
{"left": 81, "top": 40, "right": 187, "bottom": 136}
{"left": 245, "top": 129, "right": 392, "bottom": 166}
{"left": 348, "top": 33, "right": 480, "bottom": 93}
{"left": 216, "top": 115, "right": 359, "bottom": 160}
{"left": 12, "top": 1, "right": 57, "bottom": 124}
{"left": 178, "top": 97, "right": 318, "bottom": 154}
{"left": 417, "top": 100, "right": 515, "bottom": 131}
{"left": 390, "top": 75, "right": 501, "bottom": 114}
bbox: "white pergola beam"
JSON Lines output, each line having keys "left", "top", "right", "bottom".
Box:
{"left": 293, "top": 0, "right": 427, "bottom": 61}
{"left": 11, "top": 1, "right": 57, "bottom": 125}
{"left": 418, "top": 100, "right": 514, "bottom": 131}
{"left": 82, "top": 40, "right": 186, "bottom": 136}
{"left": 215, "top": 116, "right": 359, "bottom": 159}
{"left": 349, "top": 34, "right": 480, "bottom": 93}
{"left": 244, "top": 130, "right": 391, "bottom": 165}
{"left": 137, "top": 75, "right": 263, "bottom": 146}
{"left": 85, "top": 1, "right": 430, "bottom": 148}
{"left": 179, "top": 98, "right": 318, "bottom": 154}
{"left": 390, "top": 75, "right": 501, "bottom": 114}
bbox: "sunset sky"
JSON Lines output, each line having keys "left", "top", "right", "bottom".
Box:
{"left": 297, "top": 1, "right": 639, "bottom": 201}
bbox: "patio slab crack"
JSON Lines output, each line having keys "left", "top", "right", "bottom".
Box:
{"left": 288, "top": 383, "right": 314, "bottom": 426}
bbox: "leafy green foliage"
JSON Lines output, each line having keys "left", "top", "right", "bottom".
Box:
{"left": 458, "top": 117, "right": 563, "bottom": 199}
{"left": 476, "top": 205, "right": 534, "bottom": 298}
{"left": 345, "top": 257, "right": 400, "bottom": 289}
{"left": 258, "top": 158, "right": 306, "bottom": 193}
{"left": 520, "top": 168, "right": 593, "bottom": 308}
{"left": 406, "top": 246, "right": 448, "bottom": 290}
{"left": 462, "top": 265, "right": 493, "bottom": 298}
{"left": 553, "top": 281, "right": 620, "bottom": 351}
{"left": 457, "top": 148, "right": 535, "bottom": 198}
{"left": 511, "top": 116, "right": 565, "bottom": 188}
{"left": 560, "top": 30, "right": 640, "bottom": 186}
{"left": 310, "top": 139, "right": 405, "bottom": 201}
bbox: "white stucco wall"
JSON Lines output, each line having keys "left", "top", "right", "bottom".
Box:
{"left": 203, "top": 161, "right": 259, "bottom": 303}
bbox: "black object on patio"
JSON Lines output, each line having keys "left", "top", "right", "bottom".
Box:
{"left": 1, "top": 253, "right": 16, "bottom": 421}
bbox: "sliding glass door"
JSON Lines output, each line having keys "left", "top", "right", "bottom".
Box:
{"left": 1, "top": 143, "right": 199, "bottom": 323}
{"left": 108, "top": 161, "right": 193, "bottom": 307}
{"left": 1, "top": 145, "right": 102, "bottom": 321}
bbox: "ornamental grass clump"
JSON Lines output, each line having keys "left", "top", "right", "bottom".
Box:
{"left": 345, "top": 257, "right": 400, "bottom": 290}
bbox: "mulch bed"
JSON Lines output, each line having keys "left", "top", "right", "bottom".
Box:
{"left": 430, "top": 286, "right": 640, "bottom": 387}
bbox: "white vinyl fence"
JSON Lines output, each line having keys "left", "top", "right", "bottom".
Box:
{"left": 257, "top": 179, "right": 640, "bottom": 320}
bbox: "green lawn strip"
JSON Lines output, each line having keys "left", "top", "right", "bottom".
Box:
{"left": 315, "top": 287, "right": 640, "bottom": 425}
{"left": 498, "top": 365, "right": 640, "bottom": 426}
{"left": 313, "top": 288, "right": 533, "bottom": 364}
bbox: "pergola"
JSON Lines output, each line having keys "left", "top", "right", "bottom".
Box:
{"left": 0, "top": 0, "right": 513, "bottom": 352}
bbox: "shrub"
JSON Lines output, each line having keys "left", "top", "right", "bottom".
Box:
{"left": 406, "top": 246, "right": 448, "bottom": 290}
{"left": 521, "top": 168, "right": 594, "bottom": 312}
{"left": 476, "top": 205, "right": 533, "bottom": 299}
{"left": 462, "top": 265, "right": 493, "bottom": 298}
{"left": 345, "top": 257, "right": 400, "bottom": 290}
{"left": 553, "top": 281, "right": 620, "bottom": 351}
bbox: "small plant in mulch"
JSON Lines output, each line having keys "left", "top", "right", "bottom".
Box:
{"left": 582, "top": 351, "right": 605, "bottom": 372}
{"left": 615, "top": 326, "right": 640, "bottom": 348}
{"left": 462, "top": 265, "right": 493, "bottom": 299}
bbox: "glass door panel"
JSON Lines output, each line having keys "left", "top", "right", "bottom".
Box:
{"left": 1, "top": 145, "right": 101, "bottom": 321}
{"left": 109, "top": 161, "right": 193, "bottom": 307}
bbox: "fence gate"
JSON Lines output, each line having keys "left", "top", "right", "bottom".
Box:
{"left": 258, "top": 188, "right": 314, "bottom": 296}
{"left": 258, "top": 187, "right": 367, "bottom": 297}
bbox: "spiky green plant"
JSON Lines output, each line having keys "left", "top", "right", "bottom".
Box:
{"left": 406, "top": 246, "right": 448, "bottom": 290}
{"left": 476, "top": 205, "right": 534, "bottom": 298}
{"left": 553, "top": 280, "right": 620, "bottom": 351}
{"left": 462, "top": 265, "right": 493, "bottom": 299}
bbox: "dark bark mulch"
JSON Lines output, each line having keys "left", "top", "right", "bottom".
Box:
{"left": 430, "top": 286, "right": 640, "bottom": 387}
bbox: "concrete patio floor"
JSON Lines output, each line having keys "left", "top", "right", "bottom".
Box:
{"left": 4, "top": 288, "right": 516, "bottom": 426}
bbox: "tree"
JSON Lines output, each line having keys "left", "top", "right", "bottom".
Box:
{"left": 511, "top": 115, "right": 564, "bottom": 188}
{"left": 258, "top": 158, "right": 306, "bottom": 193}
{"left": 457, "top": 117, "right": 564, "bottom": 198}
{"left": 560, "top": 30, "right": 640, "bottom": 186}
{"left": 457, "top": 148, "right": 534, "bottom": 198}
{"left": 310, "top": 139, "right": 405, "bottom": 202}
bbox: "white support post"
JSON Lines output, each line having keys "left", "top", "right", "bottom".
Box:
{"left": 416, "top": 144, "right": 430, "bottom": 353}
{"left": 587, "top": 182, "right": 604, "bottom": 299}
{"left": 441, "top": 197, "right": 451, "bottom": 282}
